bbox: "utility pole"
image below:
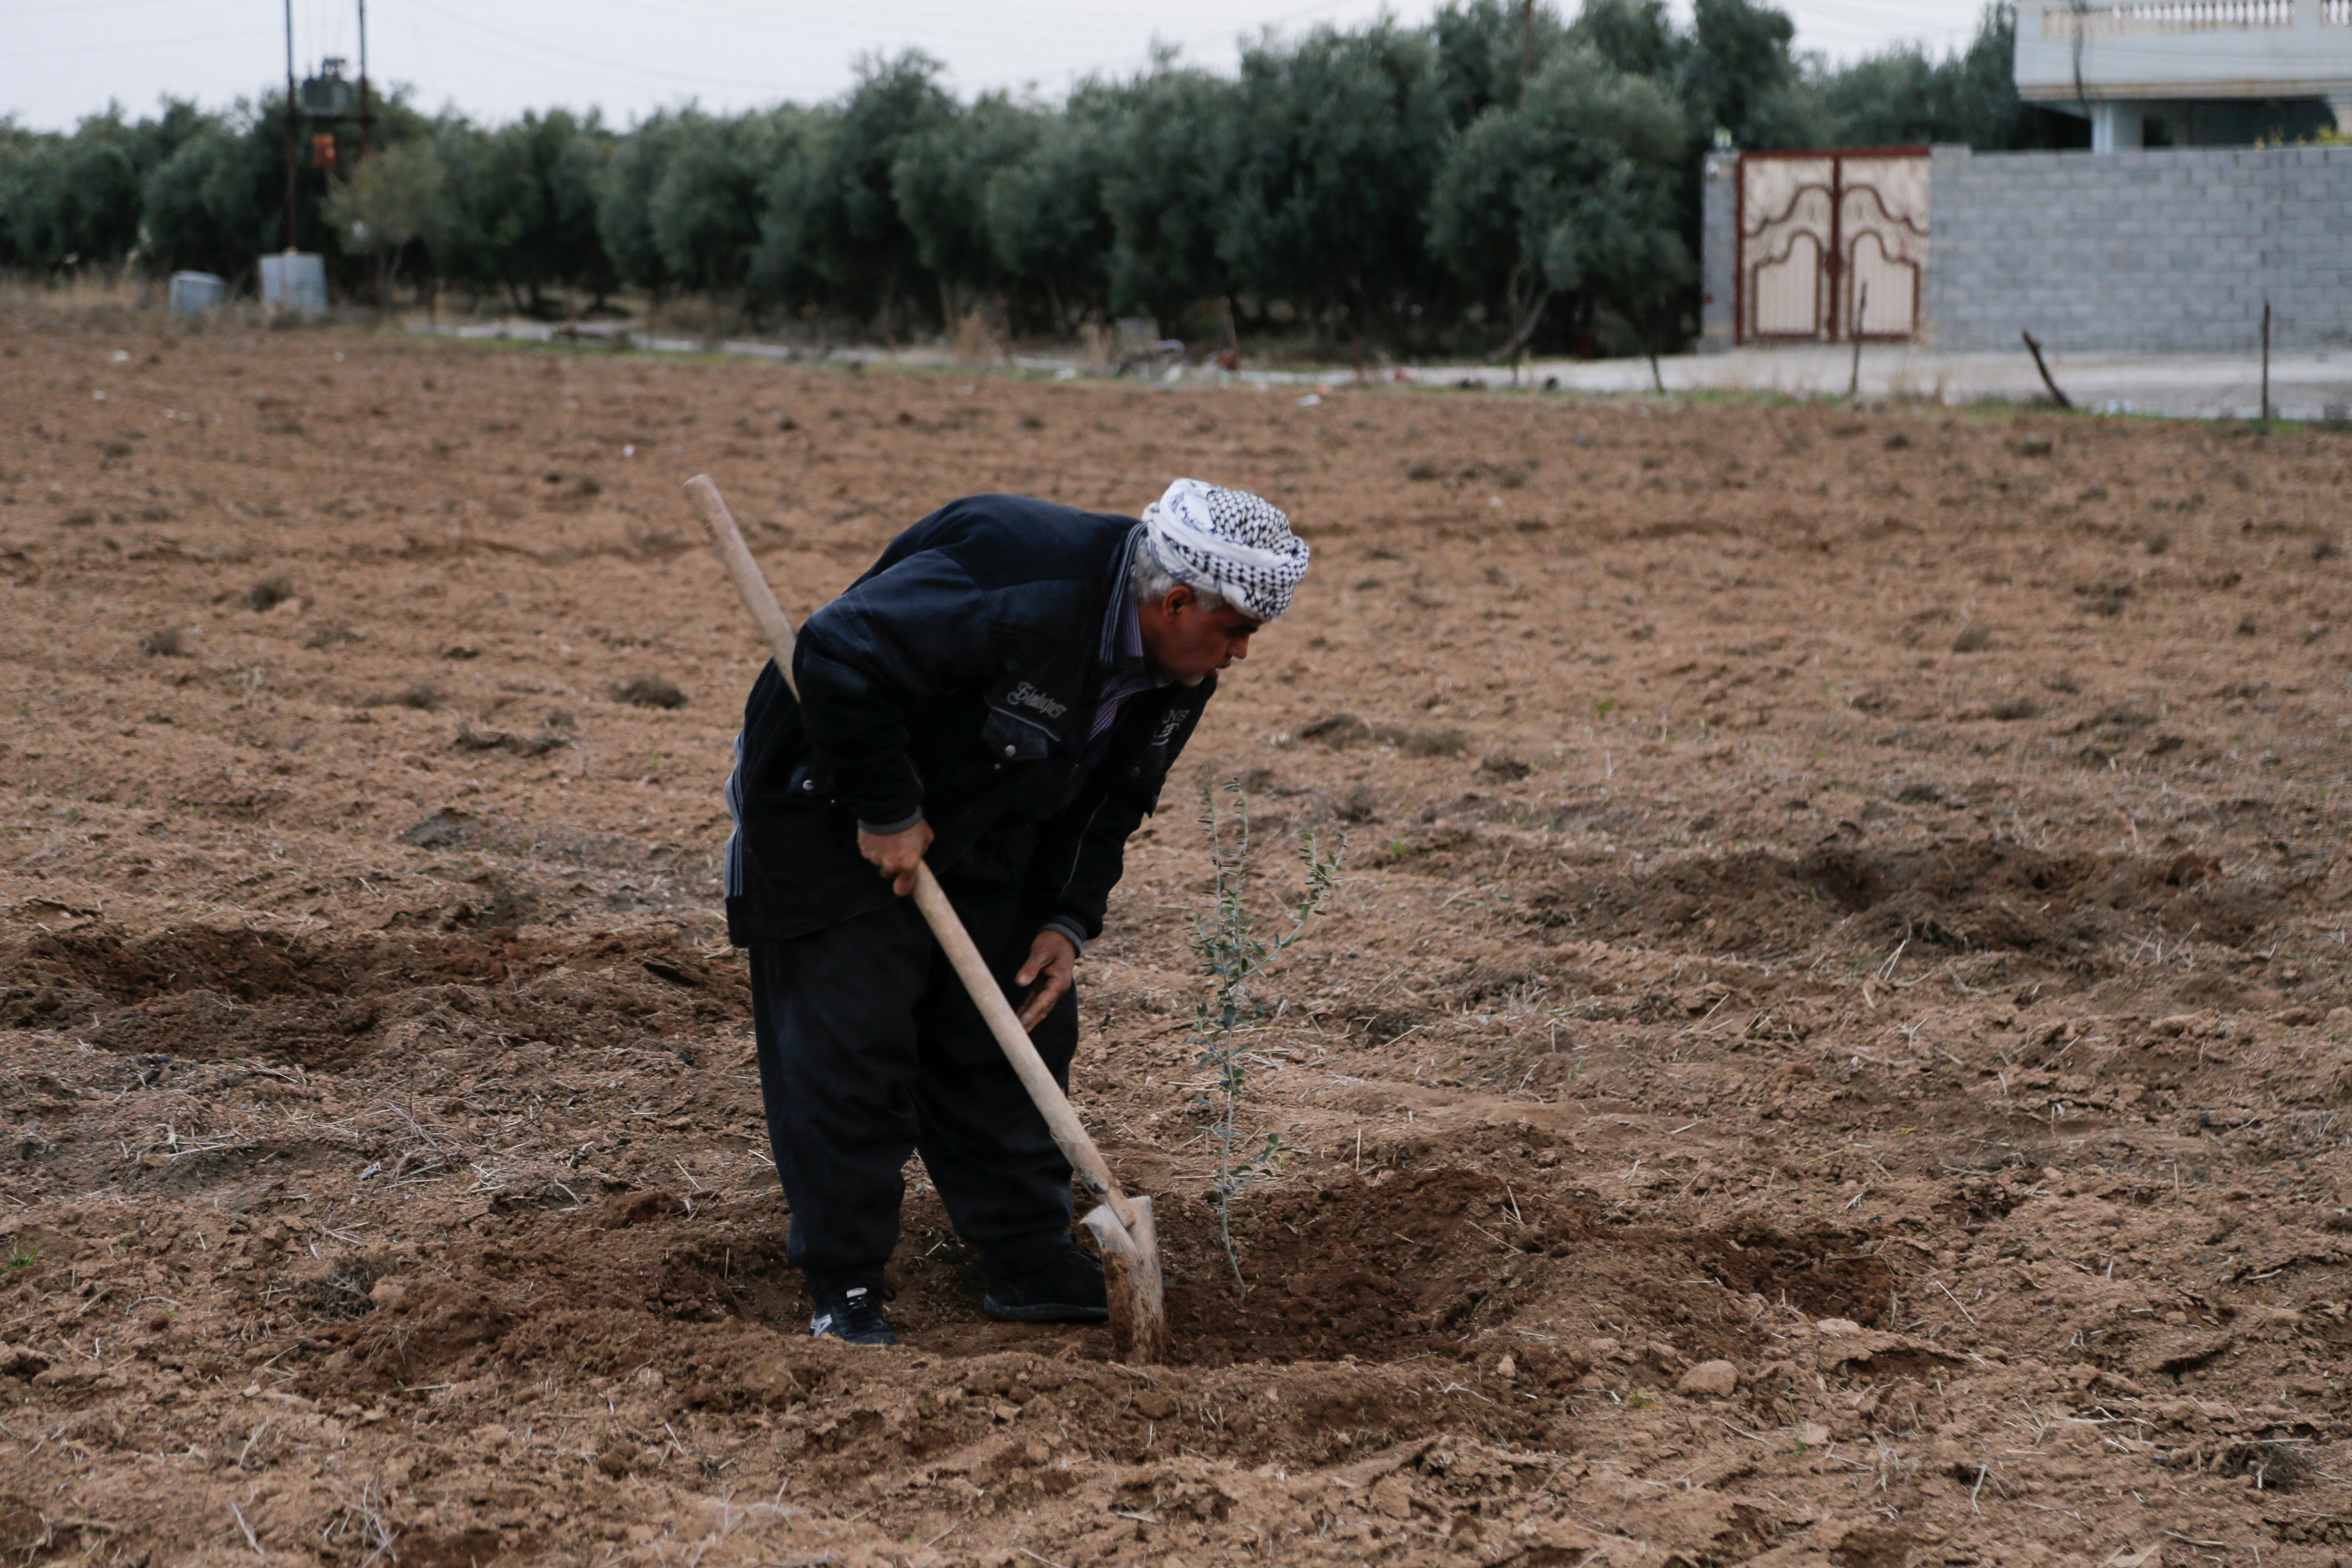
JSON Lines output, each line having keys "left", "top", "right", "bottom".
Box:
{"left": 358, "top": 0, "right": 373, "bottom": 156}
{"left": 282, "top": 0, "right": 299, "bottom": 251}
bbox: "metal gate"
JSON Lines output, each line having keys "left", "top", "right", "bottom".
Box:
{"left": 1736, "top": 151, "right": 1931, "bottom": 343}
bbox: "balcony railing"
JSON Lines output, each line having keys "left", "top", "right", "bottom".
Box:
{"left": 2019, "top": 0, "right": 2352, "bottom": 97}
{"left": 2042, "top": 0, "right": 2291, "bottom": 35}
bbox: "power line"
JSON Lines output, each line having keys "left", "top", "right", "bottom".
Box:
{"left": 10, "top": 25, "right": 274, "bottom": 59}
{"left": 395, "top": 0, "right": 845, "bottom": 95}
{"left": 0, "top": 0, "right": 185, "bottom": 17}
{"left": 2, "top": 0, "right": 2010, "bottom": 127}
{"left": 401, "top": 0, "right": 1412, "bottom": 109}
{"left": 552, "top": 0, "right": 1211, "bottom": 40}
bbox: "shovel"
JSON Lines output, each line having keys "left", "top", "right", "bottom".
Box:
{"left": 685, "top": 474, "right": 1170, "bottom": 1365}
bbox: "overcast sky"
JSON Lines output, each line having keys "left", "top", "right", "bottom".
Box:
{"left": 8, "top": 0, "right": 1994, "bottom": 133}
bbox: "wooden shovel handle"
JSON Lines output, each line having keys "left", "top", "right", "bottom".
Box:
{"left": 687, "top": 475, "right": 799, "bottom": 673}
{"left": 909, "top": 863, "right": 1141, "bottom": 1234}
{"left": 686, "top": 473, "right": 1143, "bottom": 1237}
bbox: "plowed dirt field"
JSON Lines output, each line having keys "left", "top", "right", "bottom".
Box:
{"left": 2, "top": 310, "right": 2349, "bottom": 1568}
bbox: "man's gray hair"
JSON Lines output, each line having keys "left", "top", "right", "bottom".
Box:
{"left": 1127, "top": 534, "right": 1228, "bottom": 613}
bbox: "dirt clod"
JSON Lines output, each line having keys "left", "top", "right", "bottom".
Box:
{"left": 1676, "top": 1359, "right": 1740, "bottom": 1397}
{"left": 378, "top": 680, "right": 442, "bottom": 710}
{"left": 614, "top": 673, "right": 688, "bottom": 709}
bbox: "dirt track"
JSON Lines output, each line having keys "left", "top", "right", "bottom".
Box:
{"left": 2, "top": 311, "right": 2349, "bottom": 1567}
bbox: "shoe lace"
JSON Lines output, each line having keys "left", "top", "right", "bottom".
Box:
{"left": 830, "top": 1285, "right": 891, "bottom": 1335}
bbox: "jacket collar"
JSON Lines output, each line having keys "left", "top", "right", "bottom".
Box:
{"left": 1098, "top": 523, "right": 1146, "bottom": 669}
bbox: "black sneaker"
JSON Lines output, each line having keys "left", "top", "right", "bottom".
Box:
{"left": 983, "top": 1246, "right": 1109, "bottom": 1323}
{"left": 810, "top": 1285, "right": 896, "bottom": 1346}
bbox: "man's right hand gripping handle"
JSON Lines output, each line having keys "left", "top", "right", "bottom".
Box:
{"left": 857, "top": 819, "right": 936, "bottom": 897}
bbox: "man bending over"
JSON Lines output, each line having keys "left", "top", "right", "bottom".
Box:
{"left": 724, "top": 478, "right": 1311, "bottom": 1345}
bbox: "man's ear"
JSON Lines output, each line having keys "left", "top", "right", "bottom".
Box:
{"left": 1161, "top": 584, "right": 1197, "bottom": 617}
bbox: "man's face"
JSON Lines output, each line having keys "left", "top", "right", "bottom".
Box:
{"left": 1139, "top": 585, "right": 1263, "bottom": 686}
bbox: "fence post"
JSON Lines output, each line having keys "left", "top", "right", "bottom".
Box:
{"left": 1849, "top": 283, "right": 1868, "bottom": 399}
{"left": 2260, "top": 300, "right": 2272, "bottom": 422}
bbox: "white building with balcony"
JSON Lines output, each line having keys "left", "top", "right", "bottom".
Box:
{"left": 2014, "top": 0, "right": 2352, "bottom": 148}
{"left": 1698, "top": 0, "right": 2352, "bottom": 356}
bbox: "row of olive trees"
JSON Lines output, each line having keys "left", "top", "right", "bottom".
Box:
{"left": 0, "top": 0, "right": 2057, "bottom": 356}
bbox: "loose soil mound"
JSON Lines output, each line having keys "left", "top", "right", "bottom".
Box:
{"left": 4, "top": 922, "right": 740, "bottom": 1065}
{"left": 1529, "top": 839, "right": 2274, "bottom": 963}
{"left": 1, "top": 312, "right": 2348, "bottom": 1565}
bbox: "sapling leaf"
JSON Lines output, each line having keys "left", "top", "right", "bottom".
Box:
{"left": 1189, "top": 780, "right": 1344, "bottom": 1291}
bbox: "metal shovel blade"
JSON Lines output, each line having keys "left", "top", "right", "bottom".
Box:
{"left": 1080, "top": 1196, "right": 1168, "bottom": 1366}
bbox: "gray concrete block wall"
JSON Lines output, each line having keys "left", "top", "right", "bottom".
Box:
{"left": 1699, "top": 152, "right": 1737, "bottom": 352}
{"left": 1924, "top": 143, "right": 2352, "bottom": 352}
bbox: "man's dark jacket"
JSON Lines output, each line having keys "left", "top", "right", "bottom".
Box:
{"left": 724, "top": 494, "right": 1212, "bottom": 949}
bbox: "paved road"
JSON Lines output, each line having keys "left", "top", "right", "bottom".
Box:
{"left": 425, "top": 321, "right": 2351, "bottom": 422}
{"left": 1428, "top": 343, "right": 2352, "bottom": 422}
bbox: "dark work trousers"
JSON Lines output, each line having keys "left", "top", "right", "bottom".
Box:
{"left": 748, "top": 873, "right": 1081, "bottom": 1297}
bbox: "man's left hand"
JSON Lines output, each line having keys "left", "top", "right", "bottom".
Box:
{"left": 1014, "top": 928, "right": 1078, "bottom": 1031}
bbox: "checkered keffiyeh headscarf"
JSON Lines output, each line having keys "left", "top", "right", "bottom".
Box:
{"left": 1141, "top": 478, "right": 1310, "bottom": 623}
